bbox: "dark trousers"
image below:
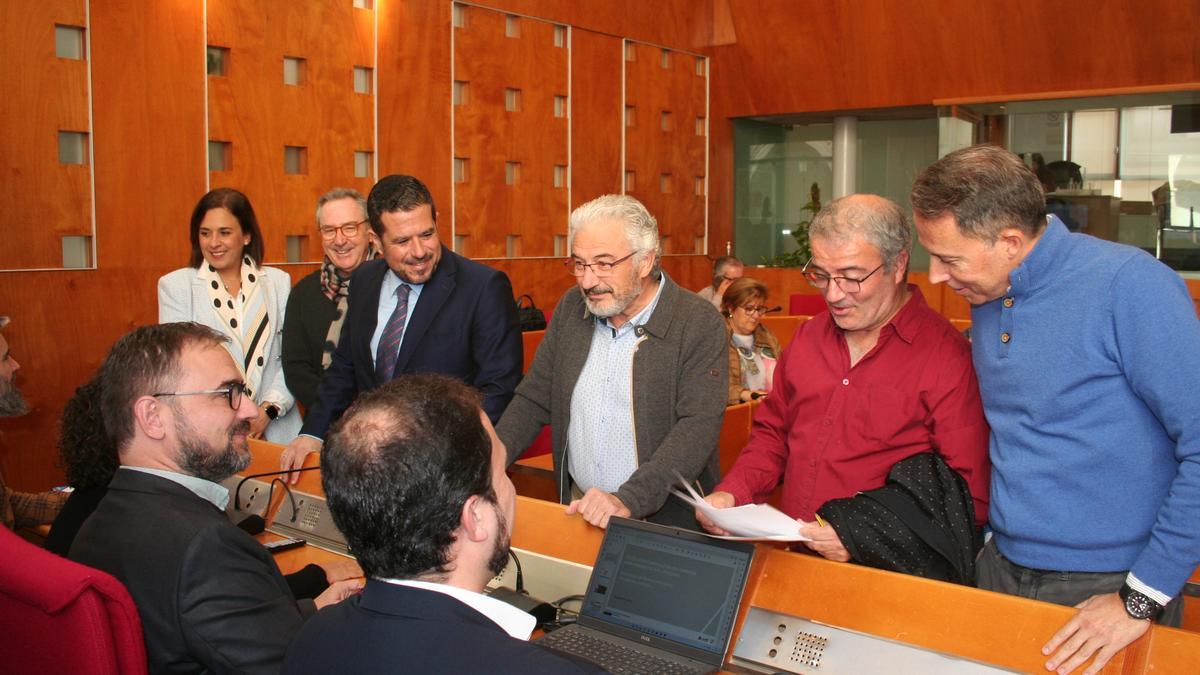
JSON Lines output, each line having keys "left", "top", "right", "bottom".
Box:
{"left": 976, "top": 538, "right": 1182, "bottom": 626}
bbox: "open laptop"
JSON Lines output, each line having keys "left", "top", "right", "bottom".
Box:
{"left": 538, "top": 517, "right": 755, "bottom": 674}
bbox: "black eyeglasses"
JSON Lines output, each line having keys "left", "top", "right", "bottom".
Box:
{"left": 319, "top": 219, "right": 367, "bottom": 240}
{"left": 564, "top": 251, "right": 637, "bottom": 278}
{"left": 153, "top": 382, "right": 247, "bottom": 410}
{"left": 801, "top": 260, "right": 884, "bottom": 294}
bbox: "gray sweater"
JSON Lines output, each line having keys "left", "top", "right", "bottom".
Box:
{"left": 497, "top": 274, "right": 728, "bottom": 522}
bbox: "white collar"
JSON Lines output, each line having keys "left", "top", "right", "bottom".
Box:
{"left": 376, "top": 578, "right": 537, "bottom": 640}
{"left": 121, "top": 466, "right": 230, "bottom": 510}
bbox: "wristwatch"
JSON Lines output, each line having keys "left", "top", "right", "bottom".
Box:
{"left": 264, "top": 404, "right": 280, "bottom": 421}
{"left": 1119, "top": 583, "right": 1164, "bottom": 621}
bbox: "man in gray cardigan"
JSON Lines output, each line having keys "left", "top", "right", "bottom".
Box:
{"left": 497, "top": 195, "right": 727, "bottom": 529}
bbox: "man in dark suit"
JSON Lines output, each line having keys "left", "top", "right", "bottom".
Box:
{"left": 281, "top": 175, "right": 522, "bottom": 480}
{"left": 70, "top": 323, "right": 362, "bottom": 674}
{"left": 283, "top": 374, "right": 600, "bottom": 674}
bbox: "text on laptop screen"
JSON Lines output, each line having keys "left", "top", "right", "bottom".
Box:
{"left": 581, "top": 524, "right": 752, "bottom": 655}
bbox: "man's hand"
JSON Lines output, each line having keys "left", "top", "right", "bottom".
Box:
{"left": 798, "top": 519, "right": 851, "bottom": 562}
{"left": 1042, "top": 592, "right": 1150, "bottom": 675}
{"left": 695, "top": 491, "right": 736, "bottom": 536}
{"left": 565, "top": 488, "right": 631, "bottom": 529}
{"left": 313, "top": 578, "right": 364, "bottom": 610}
{"left": 320, "top": 558, "right": 363, "bottom": 584}
{"left": 248, "top": 404, "right": 270, "bottom": 439}
{"left": 715, "top": 277, "right": 735, "bottom": 301}
{"left": 280, "top": 436, "right": 323, "bottom": 484}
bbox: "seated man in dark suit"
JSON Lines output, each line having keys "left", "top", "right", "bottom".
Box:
{"left": 284, "top": 374, "right": 600, "bottom": 674}
{"left": 281, "top": 174, "right": 523, "bottom": 481}
{"left": 70, "top": 323, "right": 362, "bottom": 674}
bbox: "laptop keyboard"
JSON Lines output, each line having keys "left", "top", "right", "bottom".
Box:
{"left": 540, "top": 627, "right": 708, "bottom": 675}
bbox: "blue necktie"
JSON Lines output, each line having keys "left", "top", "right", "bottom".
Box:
{"left": 374, "top": 284, "right": 411, "bottom": 383}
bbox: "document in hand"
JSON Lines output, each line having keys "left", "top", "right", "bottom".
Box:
{"left": 672, "top": 477, "right": 810, "bottom": 542}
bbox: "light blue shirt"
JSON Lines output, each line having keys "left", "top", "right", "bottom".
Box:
{"left": 369, "top": 271, "right": 424, "bottom": 368}
{"left": 121, "top": 466, "right": 230, "bottom": 511}
{"left": 567, "top": 277, "right": 666, "bottom": 494}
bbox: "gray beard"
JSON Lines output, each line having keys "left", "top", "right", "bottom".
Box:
{"left": 0, "top": 380, "right": 28, "bottom": 418}
{"left": 583, "top": 277, "right": 642, "bottom": 319}
{"left": 174, "top": 416, "right": 250, "bottom": 483}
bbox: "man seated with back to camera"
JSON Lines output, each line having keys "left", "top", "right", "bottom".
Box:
{"left": 283, "top": 374, "right": 602, "bottom": 674}
{"left": 698, "top": 195, "right": 991, "bottom": 583}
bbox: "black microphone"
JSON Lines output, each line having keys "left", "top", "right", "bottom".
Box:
{"left": 765, "top": 305, "right": 783, "bottom": 314}
{"left": 750, "top": 392, "right": 766, "bottom": 400}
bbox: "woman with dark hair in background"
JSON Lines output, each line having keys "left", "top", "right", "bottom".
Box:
{"left": 44, "top": 376, "right": 110, "bottom": 557}
{"left": 157, "top": 188, "right": 301, "bottom": 443}
{"left": 721, "top": 278, "right": 781, "bottom": 405}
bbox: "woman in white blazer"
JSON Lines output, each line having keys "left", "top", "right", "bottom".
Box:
{"left": 157, "top": 188, "right": 302, "bottom": 444}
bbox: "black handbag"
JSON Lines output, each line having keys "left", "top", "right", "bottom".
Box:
{"left": 515, "top": 294, "right": 547, "bottom": 332}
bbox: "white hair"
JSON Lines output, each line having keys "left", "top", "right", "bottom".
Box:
{"left": 567, "top": 194, "right": 661, "bottom": 275}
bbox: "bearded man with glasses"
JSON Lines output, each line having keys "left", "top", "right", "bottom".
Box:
{"left": 697, "top": 194, "right": 991, "bottom": 579}
{"left": 70, "top": 323, "right": 362, "bottom": 674}
{"left": 497, "top": 194, "right": 728, "bottom": 530}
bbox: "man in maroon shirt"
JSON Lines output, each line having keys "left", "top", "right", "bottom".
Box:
{"left": 697, "top": 195, "right": 990, "bottom": 564}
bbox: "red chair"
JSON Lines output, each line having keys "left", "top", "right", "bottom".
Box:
{"left": 0, "top": 527, "right": 147, "bottom": 674}
{"left": 789, "top": 293, "right": 827, "bottom": 315}
{"left": 518, "top": 424, "right": 554, "bottom": 460}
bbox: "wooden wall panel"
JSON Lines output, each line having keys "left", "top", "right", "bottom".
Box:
{"left": 90, "top": 0, "right": 206, "bottom": 270}
{"left": 705, "top": 0, "right": 1200, "bottom": 256}
{"left": 571, "top": 30, "right": 623, "bottom": 206}
{"left": 465, "top": 0, "right": 711, "bottom": 52}
{"left": 0, "top": 0, "right": 208, "bottom": 492}
{"left": 624, "top": 42, "right": 707, "bottom": 255}
{"left": 377, "top": 0, "right": 453, "bottom": 240}
{"left": 453, "top": 6, "right": 569, "bottom": 257}
{"left": 712, "top": 0, "right": 1200, "bottom": 119}
{"left": 207, "top": 0, "right": 375, "bottom": 263}
{"left": 0, "top": 0, "right": 91, "bottom": 270}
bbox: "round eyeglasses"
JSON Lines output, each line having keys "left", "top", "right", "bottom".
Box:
{"left": 319, "top": 220, "right": 367, "bottom": 241}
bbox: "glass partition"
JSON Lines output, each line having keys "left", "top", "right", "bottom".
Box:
{"left": 938, "top": 91, "right": 1200, "bottom": 271}
{"left": 733, "top": 114, "right": 938, "bottom": 269}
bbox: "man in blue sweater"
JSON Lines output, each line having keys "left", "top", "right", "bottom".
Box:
{"left": 911, "top": 144, "right": 1200, "bottom": 675}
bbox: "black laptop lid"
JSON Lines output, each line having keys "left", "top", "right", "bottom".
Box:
{"left": 579, "top": 517, "right": 755, "bottom": 661}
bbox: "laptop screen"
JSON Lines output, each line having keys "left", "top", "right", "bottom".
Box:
{"left": 580, "top": 518, "right": 755, "bottom": 657}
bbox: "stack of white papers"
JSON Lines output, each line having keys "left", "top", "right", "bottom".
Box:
{"left": 672, "top": 478, "right": 810, "bottom": 542}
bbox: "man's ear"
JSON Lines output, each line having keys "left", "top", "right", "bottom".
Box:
{"left": 997, "top": 227, "right": 1028, "bottom": 260}
{"left": 460, "top": 494, "right": 491, "bottom": 544}
{"left": 890, "top": 249, "right": 910, "bottom": 284}
{"left": 132, "top": 396, "right": 168, "bottom": 441}
{"left": 637, "top": 251, "right": 656, "bottom": 280}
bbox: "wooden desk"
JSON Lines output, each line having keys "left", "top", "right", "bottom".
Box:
{"left": 247, "top": 443, "right": 1200, "bottom": 673}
